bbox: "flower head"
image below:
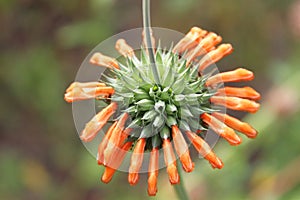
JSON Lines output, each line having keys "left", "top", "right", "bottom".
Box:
{"left": 64, "top": 26, "right": 260, "bottom": 196}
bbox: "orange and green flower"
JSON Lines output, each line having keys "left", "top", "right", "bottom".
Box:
{"left": 64, "top": 26, "right": 260, "bottom": 196}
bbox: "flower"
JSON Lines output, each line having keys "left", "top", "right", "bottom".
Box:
{"left": 64, "top": 26, "right": 260, "bottom": 196}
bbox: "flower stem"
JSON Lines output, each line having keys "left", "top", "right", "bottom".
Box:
{"left": 142, "top": 0, "right": 160, "bottom": 84}
{"left": 173, "top": 160, "right": 190, "bottom": 200}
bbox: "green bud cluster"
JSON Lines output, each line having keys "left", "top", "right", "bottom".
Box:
{"left": 101, "top": 46, "right": 217, "bottom": 150}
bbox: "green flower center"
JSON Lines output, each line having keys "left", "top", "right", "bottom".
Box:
{"left": 101, "top": 47, "right": 217, "bottom": 150}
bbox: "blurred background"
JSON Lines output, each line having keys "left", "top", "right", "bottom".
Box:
{"left": 1, "top": 0, "right": 300, "bottom": 199}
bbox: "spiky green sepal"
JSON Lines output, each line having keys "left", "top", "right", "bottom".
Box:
{"left": 101, "top": 46, "right": 217, "bottom": 150}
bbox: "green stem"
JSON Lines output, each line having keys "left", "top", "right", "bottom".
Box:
{"left": 142, "top": 2, "right": 188, "bottom": 198}
{"left": 142, "top": 0, "right": 160, "bottom": 84}
{"left": 173, "top": 160, "right": 190, "bottom": 200}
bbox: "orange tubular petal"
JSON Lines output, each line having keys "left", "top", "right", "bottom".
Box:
{"left": 148, "top": 148, "right": 159, "bottom": 196}
{"left": 198, "top": 44, "right": 233, "bottom": 71}
{"left": 64, "top": 82, "right": 112, "bottom": 103}
{"left": 115, "top": 39, "right": 135, "bottom": 58}
{"left": 128, "top": 138, "right": 146, "bottom": 185}
{"left": 110, "top": 113, "right": 129, "bottom": 147}
{"left": 206, "top": 68, "right": 254, "bottom": 86}
{"left": 198, "top": 33, "right": 222, "bottom": 51}
{"left": 173, "top": 27, "right": 208, "bottom": 54}
{"left": 210, "top": 96, "right": 260, "bottom": 113}
{"left": 185, "top": 130, "right": 223, "bottom": 169}
{"left": 201, "top": 113, "right": 242, "bottom": 145}
{"left": 119, "top": 128, "right": 132, "bottom": 145}
{"left": 64, "top": 87, "right": 88, "bottom": 103}
{"left": 80, "top": 102, "right": 118, "bottom": 142}
{"left": 66, "top": 82, "right": 106, "bottom": 93}
{"left": 172, "top": 125, "right": 194, "bottom": 172}
{"left": 216, "top": 86, "right": 261, "bottom": 101}
{"left": 101, "top": 141, "right": 133, "bottom": 183}
{"left": 97, "top": 121, "right": 117, "bottom": 165}
{"left": 212, "top": 112, "right": 258, "bottom": 138}
{"left": 163, "top": 139, "right": 180, "bottom": 184}
{"left": 95, "top": 86, "right": 115, "bottom": 96}
{"left": 103, "top": 113, "right": 129, "bottom": 165}
{"left": 89, "top": 52, "right": 119, "bottom": 69}
{"left": 185, "top": 34, "right": 222, "bottom": 64}
{"left": 101, "top": 167, "right": 114, "bottom": 184}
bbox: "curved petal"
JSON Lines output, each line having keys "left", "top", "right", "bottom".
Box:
{"left": 185, "top": 33, "right": 222, "bottom": 64}
{"left": 211, "top": 96, "right": 260, "bottom": 113}
{"left": 101, "top": 141, "right": 133, "bottom": 183}
{"left": 185, "top": 130, "right": 223, "bottom": 169}
{"left": 172, "top": 125, "right": 194, "bottom": 172}
{"left": 216, "top": 86, "right": 261, "bottom": 101}
{"left": 148, "top": 148, "right": 159, "bottom": 196}
{"left": 97, "top": 121, "right": 117, "bottom": 165}
{"left": 173, "top": 27, "right": 207, "bottom": 54}
{"left": 198, "top": 44, "right": 233, "bottom": 71}
{"left": 66, "top": 82, "right": 106, "bottom": 93}
{"left": 212, "top": 112, "right": 258, "bottom": 138}
{"left": 162, "top": 138, "right": 180, "bottom": 184}
{"left": 90, "top": 52, "right": 119, "bottom": 69}
{"left": 80, "top": 102, "right": 118, "bottom": 142}
{"left": 201, "top": 113, "right": 242, "bottom": 145}
{"left": 64, "top": 82, "right": 113, "bottom": 103}
{"left": 115, "top": 39, "right": 135, "bottom": 58}
{"left": 206, "top": 68, "right": 254, "bottom": 86}
{"left": 128, "top": 138, "right": 146, "bottom": 185}
{"left": 103, "top": 113, "right": 129, "bottom": 165}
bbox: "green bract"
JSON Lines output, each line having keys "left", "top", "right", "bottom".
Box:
{"left": 102, "top": 46, "right": 217, "bottom": 150}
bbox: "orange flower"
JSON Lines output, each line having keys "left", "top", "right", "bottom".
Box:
{"left": 64, "top": 82, "right": 114, "bottom": 103}
{"left": 216, "top": 86, "right": 261, "bottom": 101}
{"left": 212, "top": 112, "right": 258, "bottom": 138}
{"left": 115, "top": 39, "right": 135, "bottom": 58}
{"left": 186, "top": 33, "right": 223, "bottom": 65}
{"left": 148, "top": 147, "right": 159, "bottom": 196}
{"left": 97, "top": 121, "right": 117, "bottom": 165}
{"left": 201, "top": 113, "right": 242, "bottom": 145}
{"left": 173, "top": 27, "right": 208, "bottom": 53}
{"left": 101, "top": 141, "right": 133, "bottom": 183}
{"left": 185, "top": 130, "right": 223, "bottom": 169}
{"left": 163, "top": 138, "right": 179, "bottom": 184}
{"left": 172, "top": 125, "right": 194, "bottom": 172}
{"left": 198, "top": 43, "right": 233, "bottom": 71}
{"left": 210, "top": 96, "right": 260, "bottom": 113}
{"left": 103, "top": 113, "right": 129, "bottom": 165}
{"left": 64, "top": 26, "right": 260, "bottom": 196}
{"left": 206, "top": 68, "right": 254, "bottom": 86}
{"left": 90, "top": 52, "right": 119, "bottom": 69}
{"left": 80, "top": 102, "right": 117, "bottom": 142}
{"left": 128, "top": 138, "right": 146, "bottom": 185}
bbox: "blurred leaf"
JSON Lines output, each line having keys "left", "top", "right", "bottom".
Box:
{"left": 21, "top": 159, "right": 51, "bottom": 193}
{"left": 2, "top": 45, "right": 64, "bottom": 121}
{"left": 57, "top": 20, "right": 112, "bottom": 48}
{"left": 0, "top": 151, "right": 23, "bottom": 196}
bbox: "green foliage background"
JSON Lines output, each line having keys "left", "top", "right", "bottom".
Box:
{"left": 1, "top": 0, "right": 300, "bottom": 199}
